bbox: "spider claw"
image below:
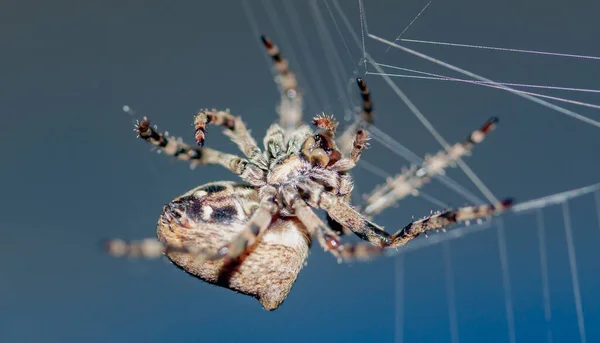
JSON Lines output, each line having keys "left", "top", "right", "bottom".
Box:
{"left": 480, "top": 117, "right": 499, "bottom": 133}
{"left": 135, "top": 118, "right": 150, "bottom": 135}
{"left": 497, "top": 198, "right": 514, "bottom": 210}
{"left": 195, "top": 128, "right": 206, "bottom": 147}
{"left": 356, "top": 77, "right": 367, "bottom": 90}
{"left": 260, "top": 35, "right": 273, "bottom": 48}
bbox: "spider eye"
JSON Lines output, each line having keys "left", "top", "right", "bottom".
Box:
{"left": 314, "top": 134, "right": 335, "bottom": 149}
{"left": 313, "top": 134, "right": 324, "bottom": 147}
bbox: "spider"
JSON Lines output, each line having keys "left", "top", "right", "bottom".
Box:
{"left": 107, "top": 35, "right": 512, "bottom": 311}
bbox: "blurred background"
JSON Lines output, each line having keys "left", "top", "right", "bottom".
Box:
{"left": 1, "top": 0, "right": 599, "bottom": 342}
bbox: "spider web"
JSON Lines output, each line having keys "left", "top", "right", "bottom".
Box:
{"left": 242, "top": 1, "right": 599, "bottom": 342}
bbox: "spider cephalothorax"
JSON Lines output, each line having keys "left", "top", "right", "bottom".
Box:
{"left": 107, "top": 35, "right": 512, "bottom": 311}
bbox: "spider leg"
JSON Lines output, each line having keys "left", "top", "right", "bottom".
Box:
{"left": 338, "top": 78, "right": 374, "bottom": 155}
{"left": 135, "top": 117, "right": 265, "bottom": 185}
{"left": 328, "top": 128, "right": 369, "bottom": 172}
{"left": 386, "top": 200, "right": 512, "bottom": 248}
{"left": 361, "top": 117, "right": 499, "bottom": 217}
{"left": 297, "top": 202, "right": 382, "bottom": 262}
{"left": 194, "top": 109, "right": 268, "bottom": 169}
{"left": 263, "top": 124, "right": 286, "bottom": 159}
{"left": 106, "top": 186, "right": 279, "bottom": 262}
{"left": 261, "top": 35, "right": 302, "bottom": 135}
{"left": 281, "top": 184, "right": 381, "bottom": 262}
{"left": 304, "top": 182, "right": 512, "bottom": 249}
{"left": 355, "top": 77, "right": 374, "bottom": 124}
{"left": 285, "top": 124, "right": 312, "bottom": 155}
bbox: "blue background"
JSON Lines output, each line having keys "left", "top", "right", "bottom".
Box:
{"left": 1, "top": 1, "right": 599, "bottom": 342}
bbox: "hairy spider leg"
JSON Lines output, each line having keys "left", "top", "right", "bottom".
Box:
{"left": 338, "top": 78, "right": 374, "bottom": 156}
{"left": 261, "top": 35, "right": 302, "bottom": 135}
{"left": 329, "top": 128, "right": 369, "bottom": 172}
{"left": 322, "top": 190, "right": 513, "bottom": 248}
{"left": 389, "top": 200, "right": 512, "bottom": 247}
{"left": 263, "top": 123, "right": 286, "bottom": 160}
{"left": 194, "top": 109, "right": 268, "bottom": 169}
{"left": 362, "top": 117, "right": 500, "bottom": 217}
{"left": 356, "top": 77, "right": 374, "bottom": 124}
{"left": 284, "top": 187, "right": 382, "bottom": 262}
{"left": 135, "top": 117, "right": 266, "bottom": 185}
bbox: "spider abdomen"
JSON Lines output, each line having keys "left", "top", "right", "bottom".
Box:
{"left": 157, "top": 181, "right": 311, "bottom": 310}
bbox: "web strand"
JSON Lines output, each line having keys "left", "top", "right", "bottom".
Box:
{"left": 282, "top": 0, "right": 332, "bottom": 110}
{"left": 262, "top": 0, "right": 319, "bottom": 115}
{"left": 338, "top": 3, "right": 500, "bottom": 203}
{"left": 309, "top": 0, "right": 354, "bottom": 116}
{"left": 358, "top": 0, "right": 368, "bottom": 73}
{"left": 367, "top": 72, "right": 600, "bottom": 111}
{"left": 594, "top": 190, "right": 600, "bottom": 232}
{"left": 536, "top": 209, "right": 553, "bottom": 343}
{"left": 372, "top": 62, "right": 600, "bottom": 94}
{"left": 443, "top": 242, "right": 460, "bottom": 343}
{"left": 496, "top": 219, "right": 516, "bottom": 343}
{"left": 562, "top": 202, "right": 587, "bottom": 343}
{"left": 369, "top": 34, "right": 600, "bottom": 129}
{"left": 400, "top": 38, "right": 600, "bottom": 61}
{"left": 394, "top": 255, "right": 405, "bottom": 343}
{"left": 385, "top": 1, "right": 432, "bottom": 53}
